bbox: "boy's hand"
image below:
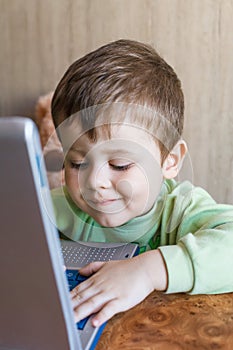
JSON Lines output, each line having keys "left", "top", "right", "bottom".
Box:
{"left": 70, "top": 250, "right": 167, "bottom": 327}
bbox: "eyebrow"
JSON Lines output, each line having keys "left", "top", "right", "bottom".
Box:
{"left": 69, "top": 147, "right": 86, "bottom": 156}
{"left": 69, "top": 147, "right": 136, "bottom": 157}
{"left": 106, "top": 148, "right": 137, "bottom": 156}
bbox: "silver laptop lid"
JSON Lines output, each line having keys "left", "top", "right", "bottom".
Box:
{"left": 0, "top": 117, "right": 82, "bottom": 350}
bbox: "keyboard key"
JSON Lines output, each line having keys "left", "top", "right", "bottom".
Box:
{"left": 65, "top": 269, "right": 89, "bottom": 330}
{"left": 77, "top": 317, "right": 89, "bottom": 330}
{"left": 68, "top": 280, "right": 79, "bottom": 291}
{"left": 77, "top": 274, "right": 87, "bottom": 283}
{"left": 66, "top": 269, "right": 79, "bottom": 281}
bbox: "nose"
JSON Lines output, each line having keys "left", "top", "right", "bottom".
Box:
{"left": 84, "top": 162, "right": 112, "bottom": 190}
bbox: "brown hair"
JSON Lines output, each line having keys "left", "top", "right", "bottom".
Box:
{"left": 51, "top": 39, "right": 184, "bottom": 163}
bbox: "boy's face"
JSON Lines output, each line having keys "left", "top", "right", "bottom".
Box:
{"left": 64, "top": 124, "right": 163, "bottom": 227}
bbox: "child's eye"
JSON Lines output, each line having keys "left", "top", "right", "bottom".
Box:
{"left": 110, "top": 163, "right": 132, "bottom": 171}
{"left": 70, "top": 161, "right": 88, "bottom": 170}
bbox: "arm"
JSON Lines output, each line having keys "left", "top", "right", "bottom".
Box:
{"left": 160, "top": 220, "right": 233, "bottom": 294}
{"left": 158, "top": 181, "right": 233, "bottom": 294}
{"left": 70, "top": 249, "right": 168, "bottom": 327}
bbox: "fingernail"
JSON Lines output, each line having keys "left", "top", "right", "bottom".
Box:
{"left": 92, "top": 319, "right": 99, "bottom": 327}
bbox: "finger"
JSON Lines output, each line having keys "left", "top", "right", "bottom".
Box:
{"left": 70, "top": 279, "right": 92, "bottom": 300}
{"left": 70, "top": 275, "right": 102, "bottom": 307}
{"left": 70, "top": 270, "right": 98, "bottom": 300}
{"left": 79, "top": 261, "right": 106, "bottom": 276}
{"left": 71, "top": 284, "right": 96, "bottom": 308}
{"left": 71, "top": 292, "right": 82, "bottom": 307}
{"left": 73, "top": 292, "right": 109, "bottom": 323}
{"left": 91, "top": 299, "right": 119, "bottom": 327}
{"left": 70, "top": 284, "right": 86, "bottom": 301}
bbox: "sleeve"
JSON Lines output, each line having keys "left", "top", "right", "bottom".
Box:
{"left": 158, "top": 182, "right": 233, "bottom": 294}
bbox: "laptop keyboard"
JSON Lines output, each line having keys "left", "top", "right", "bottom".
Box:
{"left": 62, "top": 244, "right": 118, "bottom": 266}
{"left": 62, "top": 242, "right": 135, "bottom": 330}
{"left": 65, "top": 269, "right": 89, "bottom": 330}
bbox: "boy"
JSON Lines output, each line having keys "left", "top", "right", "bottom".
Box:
{"left": 50, "top": 39, "right": 233, "bottom": 328}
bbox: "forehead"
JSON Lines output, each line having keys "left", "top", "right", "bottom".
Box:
{"left": 68, "top": 123, "right": 161, "bottom": 159}
{"left": 58, "top": 102, "right": 155, "bottom": 142}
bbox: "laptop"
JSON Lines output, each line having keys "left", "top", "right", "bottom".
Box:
{"left": 0, "top": 117, "right": 139, "bottom": 350}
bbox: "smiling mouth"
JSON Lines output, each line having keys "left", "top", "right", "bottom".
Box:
{"left": 88, "top": 198, "right": 120, "bottom": 206}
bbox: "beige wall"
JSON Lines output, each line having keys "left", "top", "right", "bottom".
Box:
{"left": 0, "top": 0, "right": 232, "bottom": 204}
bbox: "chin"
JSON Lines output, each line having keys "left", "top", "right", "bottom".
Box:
{"left": 94, "top": 215, "right": 129, "bottom": 228}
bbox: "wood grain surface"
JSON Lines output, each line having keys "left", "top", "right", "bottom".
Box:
{"left": 96, "top": 291, "right": 233, "bottom": 350}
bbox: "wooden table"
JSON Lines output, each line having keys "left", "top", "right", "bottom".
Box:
{"left": 96, "top": 291, "right": 233, "bottom": 350}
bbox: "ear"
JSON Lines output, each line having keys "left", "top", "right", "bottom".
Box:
{"left": 162, "top": 140, "right": 187, "bottom": 179}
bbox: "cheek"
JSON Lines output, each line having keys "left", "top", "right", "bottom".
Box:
{"left": 116, "top": 165, "right": 163, "bottom": 202}
{"left": 115, "top": 168, "right": 149, "bottom": 198}
{"left": 64, "top": 168, "right": 80, "bottom": 191}
{"left": 64, "top": 168, "right": 72, "bottom": 186}
{"left": 115, "top": 178, "right": 134, "bottom": 198}
{"left": 145, "top": 168, "right": 163, "bottom": 207}
{"left": 64, "top": 170, "right": 84, "bottom": 206}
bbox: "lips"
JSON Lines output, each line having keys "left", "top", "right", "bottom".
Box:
{"left": 87, "top": 198, "right": 120, "bottom": 206}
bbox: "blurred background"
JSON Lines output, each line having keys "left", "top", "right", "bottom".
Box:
{"left": 0, "top": 0, "right": 232, "bottom": 204}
